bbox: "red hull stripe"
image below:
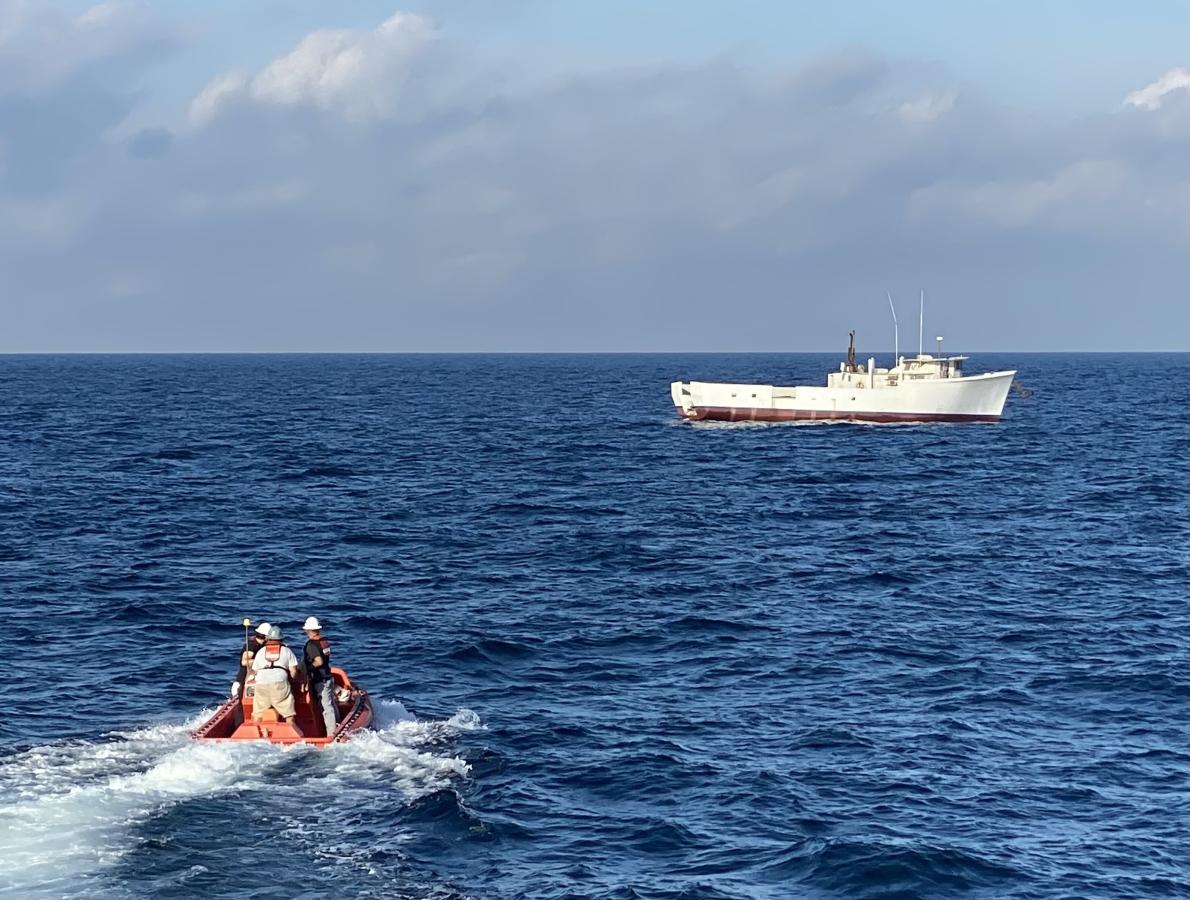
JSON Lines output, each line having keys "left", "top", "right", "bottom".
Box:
{"left": 675, "top": 406, "right": 1000, "bottom": 424}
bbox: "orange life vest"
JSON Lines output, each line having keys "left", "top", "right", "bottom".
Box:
{"left": 263, "top": 640, "right": 285, "bottom": 668}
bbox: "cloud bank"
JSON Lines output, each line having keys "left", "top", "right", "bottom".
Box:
{"left": 1, "top": 3, "right": 1186, "bottom": 351}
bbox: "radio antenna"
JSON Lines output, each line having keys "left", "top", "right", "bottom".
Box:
{"left": 886, "top": 290, "right": 899, "bottom": 366}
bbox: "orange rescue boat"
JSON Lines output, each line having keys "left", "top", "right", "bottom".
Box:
{"left": 194, "top": 666, "right": 374, "bottom": 746}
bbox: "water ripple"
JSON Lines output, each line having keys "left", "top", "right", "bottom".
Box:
{"left": 0, "top": 352, "right": 1185, "bottom": 900}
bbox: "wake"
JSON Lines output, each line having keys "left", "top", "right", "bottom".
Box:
{"left": 0, "top": 701, "right": 479, "bottom": 900}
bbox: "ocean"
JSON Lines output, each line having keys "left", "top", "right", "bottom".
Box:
{"left": 0, "top": 352, "right": 1186, "bottom": 900}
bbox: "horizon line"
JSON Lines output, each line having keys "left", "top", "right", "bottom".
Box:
{"left": 0, "top": 349, "right": 1187, "bottom": 356}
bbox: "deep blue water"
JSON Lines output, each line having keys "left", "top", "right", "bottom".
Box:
{"left": 0, "top": 352, "right": 1186, "bottom": 900}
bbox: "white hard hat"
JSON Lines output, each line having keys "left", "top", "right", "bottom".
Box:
{"left": 254, "top": 622, "right": 271, "bottom": 637}
{"left": 302, "top": 616, "right": 322, "bottom": 631}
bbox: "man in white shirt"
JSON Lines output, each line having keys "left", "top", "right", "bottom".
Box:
{"left": 251, "top": 625, "right": 302, "bottom": 733}
{"left": 232, "top": 621, "right": 270, "bottom": 699}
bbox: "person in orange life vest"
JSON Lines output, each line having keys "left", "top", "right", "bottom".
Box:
{"left": 302, "top": 616, "right": 339, "bottom": 737}
{"left": 232, "top": 621, "right": 270, "bottom": 699}
{"left": 251, "top": 625, "right": 302, "bottom": 733}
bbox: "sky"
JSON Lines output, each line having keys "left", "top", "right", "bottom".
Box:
{"left": 1, "top": 1, "right": 1187, "bottom": 352}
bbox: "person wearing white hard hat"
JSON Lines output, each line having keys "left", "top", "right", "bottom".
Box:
{"left": 251, "top": 626, "right": 302, "bottom": 733}
{"left": 231, "top": 621, "right": 271, "bottom": 699}
{"left": 302, "top": 616, "right": 338, "bottom": 737}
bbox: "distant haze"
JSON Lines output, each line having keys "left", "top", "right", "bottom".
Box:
{"left": 1, "top": 2, "right": 1186, "bottom": 352}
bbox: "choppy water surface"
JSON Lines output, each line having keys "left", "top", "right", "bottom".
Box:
{"left": 0, "top": 353, "right": 1186, "bottom": 900}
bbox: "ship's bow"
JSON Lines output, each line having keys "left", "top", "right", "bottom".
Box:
{"left": 670, "top": 381, "right": 696, "bottom": 418}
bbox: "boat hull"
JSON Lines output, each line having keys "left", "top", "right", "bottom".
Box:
{"left": 671, "top": 369, "right": 1015, "bottom": 424}
{"left": 675, "top": 407, "right": 1001, "bottom": 423}
{"left": 193, "top": 666, "right": 373, "bottom": 746}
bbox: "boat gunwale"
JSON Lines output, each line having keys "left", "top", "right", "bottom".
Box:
{"left": 192, "top": 668, "right": 374, "bottom": 746}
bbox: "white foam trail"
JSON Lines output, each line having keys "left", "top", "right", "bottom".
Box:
{"left": 0, "top": 722, "right": 287, "bottom": 899}
{"left": 318, "top": 702, "right": 481, "bottom": 798}
{"left": 0, "top": 702, "right": 480, "bottom": 900}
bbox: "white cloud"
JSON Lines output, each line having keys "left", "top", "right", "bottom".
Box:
{"left": 898, "top": 89, "right": 958, "bottom": 124}
{"left": 907, "top": 159, "right": 1132, "bottom": 230}
{"left": 177, "top": 179, "right": 308, "bottom": 218}
{"left": 0, "top": 0, "right": 173, "bottom": 97}
{"left": 188, "top": 72, "right": 249, "bottom": 127}
{"left": 75, "top": 2, "right": 123, "bottom": 29}
{"left": 189, "top": 11, "right": 433, "bottom": 126}
{"left": 0, "top": 192, "right": 85, "bottom": 242}
{"left": 1123, "top": 66, "right": 1189, "bottom": 111}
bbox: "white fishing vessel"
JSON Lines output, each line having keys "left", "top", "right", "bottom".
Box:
{"left": 670, "top": 295, "right": 1016, "bottom": 424}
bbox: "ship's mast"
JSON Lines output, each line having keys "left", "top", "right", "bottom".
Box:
{"left": 886, "top": 291, "right": 899, "bottom": 367}
{"left": 919, "top": 290, "right": 924, "bottom": 358}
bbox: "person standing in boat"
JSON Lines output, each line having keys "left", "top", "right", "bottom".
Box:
{"left": 302, "top": 616, "right": 338, "bottom": 737}
{"left": 251, "top": 625, "right": 303, "bottom": 734}
{"left": 232, "top": 621, "right": 270, "bottom": 699}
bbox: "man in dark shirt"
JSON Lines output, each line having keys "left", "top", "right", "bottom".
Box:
{"left": 233, "top": 622, "right": 270, "bottom": 698}
{"left": 302, "top": 616, "right": 338, "bottom": 737}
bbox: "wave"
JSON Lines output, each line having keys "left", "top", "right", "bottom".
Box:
{"left": 668, "top": 615, "right": 775, "bottom": 634}
{"left": 1026, "top": 669, "right": 1188, "bottom": 701}
{"left": 280, "top": 464, "right": 360, "bottom": 480}
{"left": 850, "top": 570, "right": 916, "bottom": 586}
{"left": 339, "top": 532, "right": 404, "bottom": 547}
{"left": 342, "top": 613, "right": 408, "bottom": 630}
{"left": 790, "top": 725, "right": 876, "bottom": 751}
{"left": 483, "top": 501, "right": 628, "bottom": 520}
{"left": 762, "top": 837, "right": 1025, "bottom": 894}
{"left": 446, "top": 638, "right": 538, "bottom": 664}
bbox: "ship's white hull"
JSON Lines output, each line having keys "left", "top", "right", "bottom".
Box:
{"left": 670, "top": 370, "right": 1016, "bottom": 423}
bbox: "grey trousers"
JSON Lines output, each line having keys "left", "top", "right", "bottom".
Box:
{"left": 313, "top": 680, "right": 338, "bottom": 736}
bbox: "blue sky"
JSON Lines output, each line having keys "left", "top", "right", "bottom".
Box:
{"left": 1, "top": 1, "right": 1187, "bottom": 351}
